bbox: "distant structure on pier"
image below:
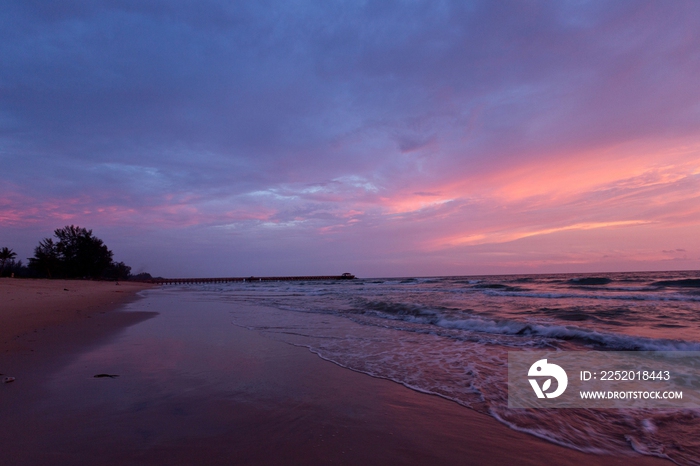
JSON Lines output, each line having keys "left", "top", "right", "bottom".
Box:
{"left": 149, "top": 273, "right": 356, "bottom": 285}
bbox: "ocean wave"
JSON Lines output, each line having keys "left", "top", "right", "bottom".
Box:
{"left": 653, "top": 279, "right": 700, "bottom": 288}
{"left": 433, "top": 317, "right": 700, "bottom": 351}
{"left": 481, "top": 289, "right": 700, "bottom": 302}
{"left": 359, "top": 300, "right": 441, "bottom": 321}
{"left": 473, "top": 283, "right": 527, "bottom": 292}
{"left": 568, "top": 277, "right": 613, "bottom": 285}
{"left": 532, "top": 306, "right": 630, "bottom": 324}
{"left": 358, "top": 302, "right": 700, "bottom": 351}
{"left": 453, "top": 279, "right": 481, "bottom": 285}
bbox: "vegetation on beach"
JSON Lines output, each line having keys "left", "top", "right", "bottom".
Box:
{"left": 2, "top": 225, "right": 143, "bottom": 280}
{"left": 0, "top": 247, "right": 18, "bottom": 275}
{"left": 0, "top": 246, "right": 25, "bottom": 278}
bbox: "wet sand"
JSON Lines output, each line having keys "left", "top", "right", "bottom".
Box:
{"left": 0, "top": 283, "right": 671, "bottom": 465}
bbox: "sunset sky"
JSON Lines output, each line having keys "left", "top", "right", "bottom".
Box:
{"left": 2, "top": 1, "right": 699, "bottom": 278}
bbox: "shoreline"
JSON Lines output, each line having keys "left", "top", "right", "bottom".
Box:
{"left": 0, "top": 282, "right": 672, "bottom": 465}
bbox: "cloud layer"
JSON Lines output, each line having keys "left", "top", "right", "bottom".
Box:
{"left": 2, "top": 0, "right": 699, "bottom": 276}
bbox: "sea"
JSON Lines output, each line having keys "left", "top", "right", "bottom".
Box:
{"left": 186, "top": 270, "right": 700, "bottom": 465}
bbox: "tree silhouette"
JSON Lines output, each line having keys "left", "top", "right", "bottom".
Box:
{"left": 53, "top": 225, "right": 113, "bottom": 278}
{"left": 29, "top": 226, "right": 121, "bottom": 279}
{"left": 0, "top": 247, "right": 17, "bottom": 273}
{"left": 104, "top": 261, "right": 132, "bottom": 280}
{"left": 28, "top": 238, "right": 60, "bottom": 278}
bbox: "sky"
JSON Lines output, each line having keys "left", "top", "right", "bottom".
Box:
{"left": 1, "top": 0, "right": 699, "bottom": 278}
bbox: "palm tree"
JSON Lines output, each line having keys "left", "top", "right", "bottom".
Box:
{"left": 0, "top": 247, "right": 17, "bottom": 273}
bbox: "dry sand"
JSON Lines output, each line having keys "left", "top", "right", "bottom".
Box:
{"left": 0, "top": 278, "right": 153, "bottom": 354}
{"left": 0, "top": 279, "right": 672, "bottom": 465}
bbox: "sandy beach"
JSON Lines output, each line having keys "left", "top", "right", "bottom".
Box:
{"left": 0, "top": 278, "right": 154, "bottom": 354}
{"left": 0, "top": 280, "right": 672, "bottom": 465}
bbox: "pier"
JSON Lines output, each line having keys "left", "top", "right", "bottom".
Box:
{"left": 149, "top": 273, "right": 356, "bottom": 285}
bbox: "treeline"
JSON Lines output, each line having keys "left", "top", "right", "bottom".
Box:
{"left": 1, "top": 225, "right": 150, "bottom": 281}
